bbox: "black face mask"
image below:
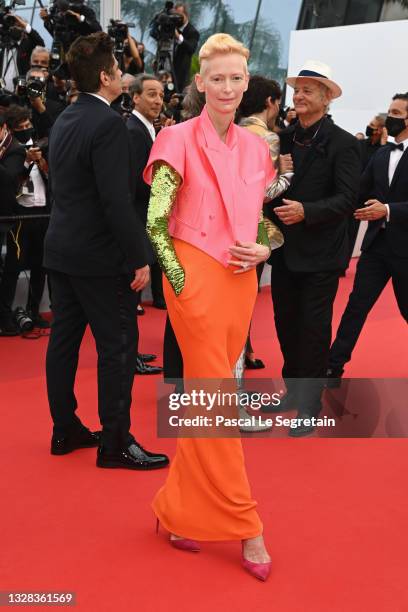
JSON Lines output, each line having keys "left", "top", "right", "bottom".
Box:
{"left": 365, "top": 125, "right": 375, "bottom": 138}
{"left": 385, "top": 115, "right": 407, "bottom": 137}
{"left": 14, "top": 128, "right": 34, "bottom": 144}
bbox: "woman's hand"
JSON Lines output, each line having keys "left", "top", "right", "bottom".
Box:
{"left": 228, "top": 241, "right": 270, "bottom": 274}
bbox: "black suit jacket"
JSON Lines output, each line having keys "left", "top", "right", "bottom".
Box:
{"left": 267, "top": 118, "right": 361, "bottom": 272}
{"left": 360, "top": 143, "right": 408, "bottom": 258}
{"left": 0, "top": 138, "right": 25, "bottom": 218}
{"left": 17, "top": 28, "right": 45, "bottom": 76}
{"left": 44, "top": 93, "right": 152, "bottom": 276}
{"left": 173, "top": 22, "right": 199, "bottom": 92}
{"left": 127, "top": 113, "right": 153, "bottom": 226}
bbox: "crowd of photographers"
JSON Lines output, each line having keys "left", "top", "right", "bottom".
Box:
{"left": 0, "top": 1, "right": 200, "bottom": 336}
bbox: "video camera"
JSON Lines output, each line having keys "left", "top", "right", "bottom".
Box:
{"left": 0, "top": 0, "right": 26, "bottom": 48}
{"left": 48, "top": 0, "right": 84, "bottom": 52}
{"left": 150, "top": 1, "right": 183, "bottom": 45}
{"left": 108, "top": 18, "right": 134, "bottom": 58}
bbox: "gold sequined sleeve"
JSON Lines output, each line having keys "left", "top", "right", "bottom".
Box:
{"left": 146, "top": 161, "right": 185, "bottom": 296}
{"left": 256, "top": 214, "right": 270, "bottom": 250}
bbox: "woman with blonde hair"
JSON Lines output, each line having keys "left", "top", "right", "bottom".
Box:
{"left": 144, "top": 33, "right": 275, "bottom": 581}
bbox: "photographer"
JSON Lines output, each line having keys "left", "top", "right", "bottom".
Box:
{"left": 40, "top": 0, "right": 101, "bottom": 51}
{"left": 4, "top": 14, "right": 46, "bottom": 77}
{"left": 23, "top": 67, "right": 65, "bottom": 138}
{"left": 29, "top": 46, "right": 63, "bottom": 103}
{"left": 173, "top": 2, "right": 199, "bottom": 92}
{"left": 0, "top": 105, "right": 50, "bottom": 334}
{"left": 0, "top": 112, "right": 26, "bottom": 335}
{"left": 121, "top": 32, "right": 144, "bottom": 75}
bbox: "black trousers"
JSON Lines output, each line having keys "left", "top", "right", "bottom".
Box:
{"left": 0, "top": 218, "right": 47, "bottom": 317}
{"left": 163, "top": 314, "right": 183, "bottom": 379}
{"left": 330, "top": 231, "right": 408, "bottom": 371}
{"left": 46, "top": 270, "right": 138, "bottom": 450}
{"left": 271, "top": 249, "right": 340, "bottom": 414}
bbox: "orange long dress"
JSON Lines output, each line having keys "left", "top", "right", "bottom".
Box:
{"left": 152, "top": 238, "right": 263, "bottom": 541}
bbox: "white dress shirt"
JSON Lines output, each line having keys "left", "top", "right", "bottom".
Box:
{"left": 132, "top": 110, "right": 156, "bottom": 142}
{"left": 384, "top": 138, "right": 408, "bottom": 222}
{"left": 85, "top": 92, "right": 110, "bottom": 106}
{"left": 19, "top": 139, "right": 46, "bottom": 208}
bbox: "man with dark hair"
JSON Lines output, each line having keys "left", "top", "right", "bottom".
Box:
{"left": 173, "top": 2, "right": 199, "bottom": 92}
{"left": 23, "top": 67, "right": 65, "bottom": 139}
{"left": 0, "top": 105, "right": 50, "bottom": 331}
{"left": 328, "top": 93, "right": 408, "bottom": 383}
{"left": 360, "top": 114, "right": 387, "bottom": 169}
{"left": 44, "top": 32, "right": 169, "bottom": 470}
{"left": 0, "top": 114, "right": 26, "bottom": 335}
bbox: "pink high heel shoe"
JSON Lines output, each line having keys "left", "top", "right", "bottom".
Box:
{"left": 241, "top": 556, "right": 271, "bottom": 581}
{"left": 156, "top": 519, "right": 201, "bottom": 552}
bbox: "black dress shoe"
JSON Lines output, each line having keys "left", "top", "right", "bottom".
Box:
{"left": 135, "top": 356, "right": 163, "bottom": 374}
{"left": 51, "top": 428, "right": 101, "bottom": 455}
{"left": 136, "top": 305, "right": 145, "bottom": 316}
{"left": 138, "top": 352, "right": 157, "bottom": 363}
{"left": 288, "top": 413, "right": 317, "bottom": 438}
{"left": 326, "top": 368, "right": 343, "bottom": 389}
{"left": 244, "top": 356, "right": 265, "bottom": 370}
{"left": 260, "top": 391, "right": 297, "bottom": 414}
{"left": 152, "top": 299, "right": 167, "bottom": 309}
{"left": 96, "top": 442, "right": 169, "bottom": 470}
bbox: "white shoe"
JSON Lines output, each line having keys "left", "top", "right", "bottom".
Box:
{"left": 238, "top": 404, "right": 273, "bottom": 432}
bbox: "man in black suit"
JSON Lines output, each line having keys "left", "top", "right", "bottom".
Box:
{"left": 173, "top": 2, "right": 199, "bottom": 92}
{"left": 0, "top": 114, "right": 26, "bottom": 336}
{"left": 25, "top": 67, "right": 65, "bottom": 138}
{"left": 261, "top": 61, "right": 361, "bottom": 436}
{"left": 44, "top": 32, "right": 169, "bottom": 470}
{"left": 10, "top": 15, "right": 45, "bottom": 77}
{"left": 328, "top": 93, "right": 408, "bottom": 380}
{"left": 127, "top": 73, "right": 166, "bottom": 374}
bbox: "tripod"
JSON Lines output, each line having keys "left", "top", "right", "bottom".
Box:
{"left": 155, "top": 38, "right": 179, "bottom": 92}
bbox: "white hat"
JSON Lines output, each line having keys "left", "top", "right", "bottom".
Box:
{"left": 286, "top": 60, "right": 342, "bottom": 99}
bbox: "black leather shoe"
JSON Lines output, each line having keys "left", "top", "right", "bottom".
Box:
{"left": 261, "top": 391, "right": 297, "bottom": 414}
{"left": 152, "top": 299, "right": 167, "bottom": 310}
{"left": 138, "top": 352, "right": 157, "bottom": 363}
{"left": 288, "top": 413, "right": 317, "bottom": 438}
{"left": 135, "top": 356, "right": 163, "bottom": 374}
{"left": 244, "top": 356, "right": 265, "bottom": 370}
{"left": 136, "top": 305, "right": 145, "bottom": 316}
{"left": 51, "top": 428, "right": 101, "bottom": 455}
{"left": 96, "top": 442, "right": 169, "bottom": 470}
{"left": 326, "top": 368, "right": 343, "bottom": 388}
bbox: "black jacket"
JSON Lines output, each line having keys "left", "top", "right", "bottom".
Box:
{"left": 17, "top": 28, "right": 45, "bottom": 76}
{"left": 173, "top": 22, "right": 199, "bottom": 92}
{"left": 32, "top": 98, "right": 65, "bottom": 139}
{"left": 44, "top": 93, "right": 153, "bottom": 276}
{"left": 0, "top": 138, "right": 25, "bottom": 218}
{"left": 267, "top": 117, "right": 361, "bottom": 272}
{"left": 127, "top": 113, "right": 154, "bottom": 226}
{"left": 360, "top": 143, "right": 408, "bottom": 258}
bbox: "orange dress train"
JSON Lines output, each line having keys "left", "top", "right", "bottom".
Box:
{"left": 152, "top": 239, "right": 263, "bottom": 541}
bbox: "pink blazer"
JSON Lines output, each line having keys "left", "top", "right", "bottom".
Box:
{"left": 144, "top": 105, "right": 276, "bottom": 267}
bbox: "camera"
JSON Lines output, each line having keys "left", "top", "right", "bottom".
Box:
{"left": 48, "top": 0, "right": 85, "bottom": 52}
{"left": 107, "top": 18, "right": 134, "bottom": 57}
{"left": 26, "top": 75, "right": 46, "bottom": 98}
{"left": 0, "top": 0, "right": 26, "bottom": 48}
{"left": 150, "top": 1, "right": 183, "bottom": 45}
{"left": 14, "top": 306, "right": 34, "bottom": 333}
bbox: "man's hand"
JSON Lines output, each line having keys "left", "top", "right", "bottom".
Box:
{"left": 66, "top": 9, "right": 82, "bottom": 21}
{"left": 29, "top": 97, "right": 46, "bottom": 113}
{"left": 174, "top": 28, "right": 181, "bottom": 40}
{"left": 354, "top": 199, "right": 387, "bottom": 221}
{"left": 274, "top": 199, "right": 305, "bottom": 225}
{"left": 279, "top": 153, "right": 293, "bottom": 174}
{"left": 228, "top": 241, "right": 270, "bottom": 273}
{"left": 130, "top": 265, "right": 150, "bottom": 291}
{"left": 26, "top": 147, "right": 42, "bottom": 164}
{"left": 13, "top": 15, "right": 28, "bottom": 28}
{"left": 39, "top": 8, "right": 49, "bottom": 20}
{"left": 380, "top": 127, "right": 388, "bottom": 146}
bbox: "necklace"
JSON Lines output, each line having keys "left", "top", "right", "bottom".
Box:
{"left": 293, "top": 116, "right": 326, "bottom": 147}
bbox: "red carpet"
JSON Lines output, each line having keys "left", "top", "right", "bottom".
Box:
{"left": 2, "top": 260, "right": 408, "bottom": 611}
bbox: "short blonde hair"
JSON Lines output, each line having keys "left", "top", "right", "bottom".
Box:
{"left": 199, "top": 33, "right": 249, "bottom": 74}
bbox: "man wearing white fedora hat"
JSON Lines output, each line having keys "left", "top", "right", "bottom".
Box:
{"left": 261, "top": 60, "right": 361, "bottom": 436}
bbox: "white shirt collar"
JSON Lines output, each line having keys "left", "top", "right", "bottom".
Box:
{"left": 84, "top": 92, "right": 111, "bottom": 106}
{"left": 180, "top": 21, "right": 188, "bottom": 32}
{"left": 132, "top": 109, "right": 156, "bottom": 141}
